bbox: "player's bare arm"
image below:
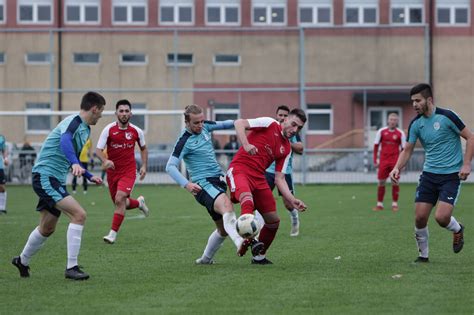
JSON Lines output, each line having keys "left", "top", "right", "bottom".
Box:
{"left": 139, "top": 145, "right": 148, "bottom": 180}
{"left": 275, "top": 172, "right": 307, "bottom": 211}
{"left": 95, "top": 148, "right": 115, "bottom": 170}
{"left": 459, "top": 127, "right": 474, "bottom": 180}
{"left": 389, "top": 142, "right": 415, "bottom": 184}
{"left": 291, "top": 141, "right": 304, "bottom": 155}
{"left": 234, "top": 119, "right": 258, "bottom": 155}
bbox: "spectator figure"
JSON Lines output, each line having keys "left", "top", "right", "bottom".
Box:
{"left": 223, "top": 135, "right": 240, "bottom": 161}
{"left": 19, "top": 139, "right": 37, "bottom": 169}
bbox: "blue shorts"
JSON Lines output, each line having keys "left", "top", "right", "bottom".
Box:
{"left": 0, "top": 169, "right": 5, "bottom": 185}
{"left": 265, "top": 172, "right": 294, "bottom": 195}
{"left": 32, "top": 172, "right": 69, "bottom": 217}
{"left": 194, "top": 176, "right": 227, "bottom": 221}
{"left": 415, "top": 171, "right": 461, "bottom": 206}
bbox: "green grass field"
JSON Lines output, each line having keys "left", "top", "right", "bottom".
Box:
{"left": 0, "top": 184, "right": 472, "bottom": 314}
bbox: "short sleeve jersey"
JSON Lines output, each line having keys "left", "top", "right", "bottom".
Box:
{"left": 170, "top": 121, "right": 224, "bottom": 183}
{"left": 374, "top": 127, "right": 406, "bottom": 163}
{"left": 32, "top": 115, "right": 90, "bottom": 184}
{"left": 266, "top": 133, "right": 301, "bottom": 174}
{"left": 0, "top": 135, "right": 5, "bottom": 170}
{"left": 407, "top": 107, "right": 465, "bottom": 174}
{"left": 97, "top": 122, "right": 146, "bottom": 175}
{"left": 230, "top": 117, "right": 292, "bottom": 176}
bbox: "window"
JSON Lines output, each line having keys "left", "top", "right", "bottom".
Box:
{"left": 252, "top": 0, "right": 286, "bottom": 25}
{"left": 391, "top": 0, "right": 423, "bottom": 24}
{"left": 18, "top": 0, "right": 53, "bottom": 24}
{"left": 26, "top": 103, "right": 52, "bottom": 133}
{"left": 73, "top": 53, "right": 100, "bottom": 64}
{"left": 120, "top": 53, "right": 147, "bottom": 65}
{"left": 211, "top": 103, "right": 239, "bottom": 134}
{"left": 436, "top": 0, "right": 470, "bottom": 26}
{"left": 213, "top": 54, "right": 240, "bottom": 66}
{"left": 65, "top": 0, "right": 99, "bottom": 24}
{"left": 167, "top": 53, "right": 193, "bottom": 66}
{"left": 160, "top": 0, "right": 193, "bottom": 25}
{"left": 130, "top": 103, "right": 146, "bottom": 131}
{"left": 25, "top": 52, "right": 53, "bottom": 64}
{"left": 0, "top": 52, "right": 5, "bottom": 64}
{"left": 307, "top": 104, "right": 333, "bottom": 134}
{"left": 344, "top": 0, "right": 378, "bottom": 25}
{"left": 206, "top": 0, "right": 239, "bottom": 25}
{"left": 0, "top": 0, "right": 5, "bottom": 23}
{"left": 298, "top": 0, "right": 332, "bottom": 25}
{"left": 112, "top": 0, "right": 147, "bottom": 24}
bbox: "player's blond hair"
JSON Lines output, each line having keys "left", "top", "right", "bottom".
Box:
{"left": 184, "top": 104, "right": 203, "bottom": 122}
{"left": 388, "top": 113, "right": 399, "bottom": 119}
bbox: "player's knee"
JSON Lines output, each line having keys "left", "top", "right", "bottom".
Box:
{"left": 73, "top": 210, "right": 87, "bottom": 224}
{"left": 0, "top": 185, "right": 5, "bottom": 192}
{"left": 415, "top": 216, "right": 428, "bottom": 228}
{"left": 434, "top": 213, "right": 450, "bottom": 227}
{"left": 39, "top": 225, "right": 55, "bottom": 236}
{"left": 217, "top": 227, "right": 228, "bottom": 237}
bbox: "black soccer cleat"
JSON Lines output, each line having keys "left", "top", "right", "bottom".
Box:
{"left": 250, "top": 240, "right": 265, "bottom": 257}
{"left": 453, "top": 224, "right": 464, "bottom": 254}
{"left": 413, "top": 256, "right": 429, "bottom": 263}
{"left": 12, "top": 256, "right": 30, "bottom": 278}
{"left": 65, "top": 265, "right": 90, "bottom": 280}
{"left": 251, "top": 257, "right": 273, "bottom": 265}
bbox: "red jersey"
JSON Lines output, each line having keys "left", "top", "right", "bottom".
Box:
{"left": 229, "top": 117, "right": 292, "bottom": 176}
{"left": 373, "top": 127, "right": 406, "bottom": 164}
{"left": 97, "top": 122, "right": 146, "bottom": 174}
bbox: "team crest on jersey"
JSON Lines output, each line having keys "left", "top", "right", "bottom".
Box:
{"left": 125, "top": 132, "right": 133, "bottom": 140}
{"left": 433, "top": 122, "right": 440, "bottom": 131}
{"left": 393, "top": 134, "right": 398, "bottom": 140}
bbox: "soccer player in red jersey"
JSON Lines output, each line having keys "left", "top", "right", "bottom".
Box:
{"left": 226, "top": 108, "right": 307, "bottom": 264}
{"left": 373, "top": 113, "right": 406, "bottom": 211}
{"left": 96, "top": 99, "right": 149, "bottom": 244}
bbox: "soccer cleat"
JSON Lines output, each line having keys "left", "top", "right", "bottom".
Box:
{"left": 12, "top": 256, "right": 30, "bottom": 278}
{"left": 195, "top": 257, "right": 215, "bottom": 265}
{"left": 103, "top": 231, "right": 116, "bottom": 244}
{"left": 0, "top": 210, "right": 7, "bottom": 214}
{"left": 65, "top": 265, "right": 89, "bottom": 280}
{"left": 453, "top": 224, "right": 464, "bottom": 254}
{"left": 372, "top": 205, "right": 384, "bottom": 211}
{"left": 251, "top": 257, "right": 273, "bottom": 265}
{"left": 392, "top": 204, "right": 399, "bottom": 212}
{"left": 137, "top": 196, "right": 149, "bottom": 217}
{"left": 413, "top": 256, "right": 429, "bottom": 263}
{"left": 290, "top": 220, "right": 300, "bottom": 237}
{"left": 237, "top": 238, "right": 264, "bottom": 257}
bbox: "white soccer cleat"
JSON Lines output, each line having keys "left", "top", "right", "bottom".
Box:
{"left": 103, "top": 230, "right": 117, "bottom": 244}
{"left": 195, "top": 257, "right": 215, "bottom": 265}
{"left": 137, "top": 195, "right": 149, "bottom": 217}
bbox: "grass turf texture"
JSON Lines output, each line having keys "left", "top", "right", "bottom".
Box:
{"left": 0, "top": 184, "right": 472, "bottom": 314}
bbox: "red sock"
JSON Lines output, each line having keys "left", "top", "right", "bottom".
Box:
{"left": 127, "top": 198, "right": 140, "bottom": 210}
{"left": 111, "top": 213, "right": 125, "bottom": 232}
{"left": 392, "top": 185, "right": 399, "bottom": 202}
{"left": 258, "top": 220, "right": 280, "bottom": 255}
{"left": 239, "top": 192, "right": 254, "bottom": 215}
{"left": 377, "top": 186, "right": 385, "bottom": 203}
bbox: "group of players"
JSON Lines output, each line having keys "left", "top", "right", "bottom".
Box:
{"left": 8, "top": 83, "right": 472, "bottom": 280}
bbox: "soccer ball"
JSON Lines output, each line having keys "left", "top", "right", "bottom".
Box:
{"left": 236, "top": 214, "right": 260, "bottom": 239}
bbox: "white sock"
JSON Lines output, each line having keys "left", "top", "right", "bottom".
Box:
{"left": 67, "top": 223, "right": 84, "bottom": 269}
{"left": 254, "top": 210, "right": 265, "bottom": 229}
{"left": 0, "top": 191, "right": 6, "bottom": 210}
{"left": 289, "top": 209, "right": 299, "bottom": 225}
{"left": 377, "top": 201, "right": 383, "bottom": 207}
{"left": 223, "top": 212, "right": 244, "bottom": 249}
{"left": 202, "top": 230, "right": 226, "bottom": 260}
{"left": 446, "top": 216, "right": 461, "bottom": 233}
{"left": 20, "top": 227, "right": 48, "bottom": 266}
{"left": 415, "top": 226, "right": 429, "bottom": 258}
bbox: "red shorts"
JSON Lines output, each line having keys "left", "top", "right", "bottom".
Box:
{"left": 378, "top": 162, "right": 396, "bottom": 180}
{"left": 226, "top": 167, "right": 276, "bottom": 214}
{"left": 107, "top": 171, "right": 136, "bottom": 201}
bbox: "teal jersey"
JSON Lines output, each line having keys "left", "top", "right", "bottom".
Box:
{"left": 266, "top": 134, "right": 301, "bottom": 174}
{"left": 407, "top": 107, "right": 465, "bottom": 174}
{"left": 33, "top": 115, "right": 91, "bottom": 184}
{"left": 0, "top": 135, "right": 5, "bottom": 169}
{"left": 170, "top": 121, "right": 233, "bottom": 184}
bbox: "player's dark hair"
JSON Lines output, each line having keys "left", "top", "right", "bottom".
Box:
{"left": 276, "top": 105, "right": 290, "bottom": 113}
{"left": 410, "top": 83, "right": 433, "bottom": 99}
{"left": 116, "top": 99, "right": 132, "bottom": 110}
{"left": 289, "top": 108, "right": 307, "bottom": 123}
{"left": 184, "top": 104, "right": 203, "bottom": 122}
{"left": 81, "top": 92, "right": 106, "bottom": 110}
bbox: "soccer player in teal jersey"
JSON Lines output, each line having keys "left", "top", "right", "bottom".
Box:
{"left": 166, "top": 104, "right": 263, "bottom": 264}
{"left": 12, "top": 92, "right": 105, "bottom": 280}
{"left": 390, "top": 83, "right": 474, "bottom": 263}
{"left": 264, "top": 105, "right": 304, "bottom": 236}
{"left": 0, "top": 134, "right": 9, "bottom": 213}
